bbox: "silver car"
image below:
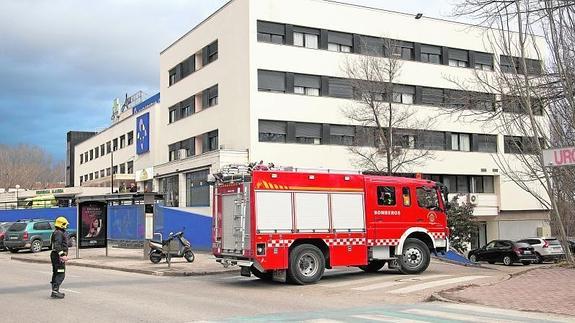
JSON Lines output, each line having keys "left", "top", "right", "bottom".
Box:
{"left": 517, "top": 238, "right": 564, "bottom": 263}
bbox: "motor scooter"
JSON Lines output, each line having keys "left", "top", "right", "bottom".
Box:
{"left": 149, "top": 231, "right": 195, "bottom": 264}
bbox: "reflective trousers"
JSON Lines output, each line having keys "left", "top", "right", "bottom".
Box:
{"left": 50, "top": 251, "right": 65, "bottom": 291}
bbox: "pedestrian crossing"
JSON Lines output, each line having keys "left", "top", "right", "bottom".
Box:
{"left": 214, "top": 302, "right": 574, "bottom": 322}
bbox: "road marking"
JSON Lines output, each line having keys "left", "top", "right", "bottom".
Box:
{"left": 302, "top": 320, "right": 346, "bottom": 323}
{"left": 389, "top": 276, "right": 487, "bottom": 294}
{"left": 352, "top": 274, "right": 451, "bottom": 291}
{"left": 403, "top": 309, "right": 521, "bottom": 323}
{"left": 352, "top": 314, "right": 429, "bottom": 323}
{"left": 60, "top": 288, "right": 81, "bottom": 294}
{"left": 440, "top": 303, "right": 575, "bottom": 323}
{"left": 30, "top": 270, "right": 80, "bottom": 278}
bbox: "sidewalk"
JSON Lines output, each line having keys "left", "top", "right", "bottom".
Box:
{"left": 10, "top": 247, "right": 239, "bottom": 277}
{"left": 440, "top": 266, "right": 575, "bottom": 317}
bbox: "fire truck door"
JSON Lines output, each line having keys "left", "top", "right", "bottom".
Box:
{"left": 367, "top": 182, "right": 403, "bottom": 242}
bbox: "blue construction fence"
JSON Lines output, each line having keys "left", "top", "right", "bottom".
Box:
{"left": 0, "top": 207, "right": 78, "bottom": 230}
{"left": 0, "top": 205, "right": 212, "bottom": 251}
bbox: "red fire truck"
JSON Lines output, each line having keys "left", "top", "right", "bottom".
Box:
{"left": 211, "top": 165, "right": 449, "bottom": 285}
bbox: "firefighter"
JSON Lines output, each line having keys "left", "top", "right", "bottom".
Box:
{"left": 50, "top": 216, "right": 69, "bottom": 299}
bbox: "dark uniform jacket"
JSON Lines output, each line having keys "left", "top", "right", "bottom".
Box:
{"left": 51, "top": 229, "right": 69, "bottom": 257}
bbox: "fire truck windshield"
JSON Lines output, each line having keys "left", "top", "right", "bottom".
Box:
{"left": 416, "top": 186, "right": 440, "bottom": 210}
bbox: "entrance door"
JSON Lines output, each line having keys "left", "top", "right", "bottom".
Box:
{"left": 471, "top": 222, "right": 487, "bottom": 249}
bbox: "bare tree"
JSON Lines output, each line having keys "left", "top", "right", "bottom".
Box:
{"left": 451, "top": 0, "right": 575, "bottom": 264}
{"left": 0, "top": 144, "right": 64, "bottom": 190}
{"left": 343, "top": 38, "right": 435, "bottom": 175}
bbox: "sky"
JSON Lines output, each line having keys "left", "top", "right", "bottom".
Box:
{"left": 0, "top": 0, "right": 457, "bottom": 161}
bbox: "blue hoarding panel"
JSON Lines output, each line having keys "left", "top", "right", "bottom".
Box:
{"left": 0, "top": 208, "right": 77, "bottom": 230}
{"left": 154, "top": 206, "right": 212, "bottom": 250}
{"left": 136, "top": 112, "right": 150, "bottom": 155}
{"left": 107, "top": 205, "right": 145, "bottom": 240}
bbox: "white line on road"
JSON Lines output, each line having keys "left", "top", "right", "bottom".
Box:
{"left": 30, "top": 270, "right": 80, "bottom": 278}
{"left": 303, "top": 319, "right": 346, "bottom": 323}
{"left": 60, "top": 288, "right": 81, "bottom": 294}
{"left": 388, "top": 276, "right": 487, "bottom": 294}
{"left": 403, "top": 309, "right": 522, "bottom": 323}
{"left": 352, "top": 274, "right": 451, "bottom": 292}
{"left": 352, "top": 314, "right": 429, "bottom": 323}
{"left": 440, "top": 303, "right": 575, "bottom": 323}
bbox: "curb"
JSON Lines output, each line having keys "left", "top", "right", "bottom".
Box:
{"left": 432, "top": 256, "right": 488, "bottom": 269}
{"left": 10, "top": 256, "right": 240, "bottom": 277}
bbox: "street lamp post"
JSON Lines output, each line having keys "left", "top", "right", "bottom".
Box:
{"left": 15, "top": 184, "right": 20, "bottom": 209}
{"left": 111, "top": 147, "right": 114, "bottom": 194}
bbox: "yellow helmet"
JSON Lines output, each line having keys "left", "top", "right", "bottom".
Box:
{"left": 54, "top": 217, "right": 69, "bottom": 229}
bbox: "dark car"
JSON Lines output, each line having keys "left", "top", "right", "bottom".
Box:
{"left": 468, "top": 240, "right": 537, "bottom": 266}
{"left": 4, "top": 219, "right": 76, "bottom": 253}
{"left": 0, "top": 222, "right": 15, "bottom": 251}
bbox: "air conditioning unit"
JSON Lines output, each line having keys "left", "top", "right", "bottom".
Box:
{"left": 177, "top": 149, "right": 187, "bottom": 160}
{"left": 468, "top": 193, "right": 479, "bottom": 204}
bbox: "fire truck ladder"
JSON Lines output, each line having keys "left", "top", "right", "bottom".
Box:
{"left": 232, "top": 190, "right": 248, "bottom": 251}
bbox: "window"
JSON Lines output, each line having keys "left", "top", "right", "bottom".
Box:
{"left": 203, "top": 85, "right": 218, "bottom": 107}
{"left": 502, "top": 96, "right": 543, "bottom": 115}
{"left": 474, "top": 52, "right": 494, "bottom": 71}
{"left": 127, "top": 131, "right": 134, "bottom": 145}
{"left": 94, "top": 147, "right": 99, "bottom": 159}
{"left": 259, "top": 120, "right": 287, "bottom": 143}
{"left": 451, "top": 133, "right": 471, "bottom": 151}
{"left": 169, "top": 107, "right": 177, "bottom": 123}
{"left": 120, "top": 163, "right": 125, "bottom": 174}
{"left": 477, "top": 135, "right": 497, "bottom": 153}
{"left": 257, "top": 21, "right": 285, "bottom": 44}
{"left": 180, "top": 55, "right": 195, "bottom": 79}
{"left": 84, "top": 152, "right": 88, "bottom": 162}
{"left": 294, "top": 74, "right": 320, "bottom": 96}
{"left": 169, "top": 149, "right": 177, "bottom": 162}
{"left": 391, "top": 41, "right": 414, "bottom": 60}
{"left": 330, "top": 125, "right": 355, "bottom": 146}
{"left": 80, "top": 154, "right": 84, "bottom": 164}
{"left": 456, "top": 176, "right": 469, "bottom": 193}
{"left": 94, "top": 171, "right": 99, "bottom": 179}
{"left": 89, "top": 150, "right": 93, "bottom": 161}
{"left": 207, "top": 40, "right": 218, "bottom": 63}
{"left": 416, "top": 187, "right": 439, "bottom": 209}
{"left": 328, "top": 78, "right": 353, "bottom": 98}
{"left": 33, "top": 222, "right": 52, "bottom": 230}
{"left": 500, "top": 55, "right": 519, "bottom": 73}
{"left": 127, "top": 161, "right": 133, "bottom": 174}
{"left": 377, "top": 186, "right": 396, "bottom": 206}
{"left": 327, "top": 31, "right": 352, "bottom": 53}
{"left": 159, "top": 175, "right": 179, "bottom": 207}
{"left": 100, "top": 144, "right": 105, "bottom": 156}
{"left": 420, "top": 45, "right": 442, "bottom": 64}
{"left": 258, "top": 70, "right": 286, "bottom": 93}
{"left": 442, "top": 175, "right": 456, "bottom": 194}
{"left": 402, "top": 187, "right": 411, "bottom": 206}
{"left": 471, "top": 92, "right": 495, "bottom": 111}
{"left": 448, "top": 48, "right": 469, "bottom": 67}
{"left": 505, "top": 136, "right": 541, "bottom": 154}
{"left": 169, "top": 68, "right": 177, "bottom": 86}
{"left": 106, "top": 168, "right": 111, "bottom": 176}
{"left": 84, "top": 175, "right": 88, "bottom": 182}
{"left": 207, "top": 130, "right": 219, "bottom": 151}
{"left": 421, "top": 87, "right": 444, "bottom": 106}
{"left": 358, "top": 36, "right": 384, "bottom": 56}
{"left": 394, "top": 131, "right": 417, "bottom": 149}
{"left": 392, "top": 85, "right": 415, "bottom": 104}
{"left": 186, "top": 170, "right": 210, "bottom": 207}
{"left": 446, "top": 90, "right": 468, "bottom": 109}
{"left": 112, "top": 165, "right": 118, "bottom": 174}
{"left": 120, "top": 135, "right": 126, "bottom": 149}
{"left": 89, "top": 173, "right": 93, "bottom": 180}
{"left": 100, "top": 170, "right": 105, "bottom": 178}
{"left": 180, "top": 138, "right": 195, "bottom": 158}
{"left": 180, "top": 97, "right": 194, "bottom": 118}
{"left": 525, "top": 58, "right": 542, "bottom": 75}
{"left": 113, "top": 138, "right": 118, "bottom": 151}
{"left": 80, "top": 177, "right": 83, "bottom": 185}
{"left": 293, "top": 27, "right": 319, "bottom": 49}
{"left": 471, "top": 176, "right": 483, "bottom": 193}
{"left": 295, "top": 122, "right": 322, "bottom": 144}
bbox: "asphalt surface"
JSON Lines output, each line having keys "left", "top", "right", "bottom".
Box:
{"left": 0, "top": 252, "right": 571, "bottom": 322}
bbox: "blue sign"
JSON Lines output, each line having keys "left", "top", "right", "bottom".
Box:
{"left": 132, "top": 92, "right": 160, "bottom": 114}
{"left": 136, "top": 113, "right": 150, "bottom": 155}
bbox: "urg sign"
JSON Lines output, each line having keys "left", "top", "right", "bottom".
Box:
{"left": 543, "top": 147, "right": 575, "bottom": 166}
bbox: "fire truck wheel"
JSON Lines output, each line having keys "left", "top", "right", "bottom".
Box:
{"left": 398, "top": 238, "right": 430, "bottom": 274}
{"left": 288, "top": 244, "right": 325, "bottom": 285}
{"left": 359, "top": 260, "right": 386, "bottom": 273}
{"left": 251, "top": 267, "right": 273, "bottom": 280}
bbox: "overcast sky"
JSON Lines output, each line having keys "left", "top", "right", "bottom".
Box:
{"left": 0, "top": 0, "right": 458, "bottom": 161}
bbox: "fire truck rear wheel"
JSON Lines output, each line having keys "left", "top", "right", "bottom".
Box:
{"left": 288, "top": 244, "right": 325, "bottom": 285}
{"left": 359, "top": 260, "right": 386, "bottom": 272}
{"left": 398, "top": 238, "right": 430, "bottom": 274}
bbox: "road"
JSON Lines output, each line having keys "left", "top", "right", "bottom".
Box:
{"left": 0, "top": 252, "right": 571, "bottom": 323}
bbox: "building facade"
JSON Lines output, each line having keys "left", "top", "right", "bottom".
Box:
{"left": 74, "top": 0, "right": 551, "bottom": 245}
{"left": 66, "top": 131, "right": 97, "bottom": 187}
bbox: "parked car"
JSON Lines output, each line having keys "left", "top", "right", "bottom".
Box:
{"left": 568, "top": 239, "right": 575, "bottom": 254}
{"left": 0, "top": 222, "right": 15, "bottom": 251}
{"left": 3, "top": 219, "right": 76, "bottom": 253}
{"left": 468, "top": 240, "right": 537, "bottom": 266}
{"left": 516, "top": 238, "right": 564, "bottom": 264}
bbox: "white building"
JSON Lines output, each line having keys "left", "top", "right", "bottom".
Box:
{"left": 74, "top": 93, "right": 160, "bottom": 193}
{"left": 75, "top": 0, "right": 551, "bottom": 247}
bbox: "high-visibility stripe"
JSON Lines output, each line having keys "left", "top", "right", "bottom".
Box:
{"left": 57, "top": 269, "right": 65, "bottom": 273}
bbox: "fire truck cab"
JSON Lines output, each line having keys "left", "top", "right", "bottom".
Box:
{"left": 212, "top": 166, "right": 449, "bottom": 285}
